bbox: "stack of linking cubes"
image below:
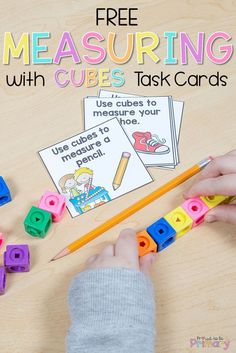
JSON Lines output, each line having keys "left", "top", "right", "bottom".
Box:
{"left": 137, "top": 195, "right": 231, "bottom": 256}
{"left": 0, "top": 244, "right": 30, "bottom": 295}
{"left": 24, "top": 191, "right": 67, "bottom": 238}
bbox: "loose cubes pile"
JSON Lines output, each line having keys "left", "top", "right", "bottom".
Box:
{"left": 24, "top": 191, "right": 66, "bottom": 238}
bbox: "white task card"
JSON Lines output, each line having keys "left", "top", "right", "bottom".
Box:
{"left": 39, "top": 118, "right": 153, "bottom": 218}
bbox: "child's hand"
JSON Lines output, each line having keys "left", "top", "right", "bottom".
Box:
{"left": 85, "top": 229, "right": 156, "bottom": 276}
{"left": 184, "top": 150, "right": 236, "bottom": 224}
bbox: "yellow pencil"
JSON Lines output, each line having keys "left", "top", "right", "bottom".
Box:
{"left": 113, "top": 152, "right": 131, "bottom": 190}
{"left": 51, "top": 157, "right": 212, "bottom": 261}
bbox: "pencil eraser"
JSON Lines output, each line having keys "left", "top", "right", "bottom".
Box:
{"left": 39, "top": 191, "right": 66, "bottom": 222}
{"left": 122, "top": 152, "right": 131, "bottom": 158}
{"left": 4, "top": 244, "right": 30, "bottom": 273}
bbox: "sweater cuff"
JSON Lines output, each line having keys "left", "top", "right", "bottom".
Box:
{"left": 68, "top": 267, "right": 155, "bottom": 329}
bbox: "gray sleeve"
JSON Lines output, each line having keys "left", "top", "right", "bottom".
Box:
{"left": 66, "top": 267, "right": 156, "bottom": 353}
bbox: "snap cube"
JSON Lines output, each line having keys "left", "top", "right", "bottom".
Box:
{"left": 182, "top": 197, "right": 209, "bottom": 228}
{"left": 24, "top": 206, "right": 52, "bottom": 238}
{"left": 39, "top": 191, "right": 66, "bottom": 222}
{"left": 200, "top": 195, "right": 229, "bottom": 209}
{"left": 137, "top": 230, "right": 157, "bottom": 257}
{"left": 4, "top": 244, "right": 30, "bottom": 273}
{"left": 0, "top": 232, "right": 5, "bottom": 249}
{"left": 0, "top": 267, "right": 6, "bottom": 295}
{"left": 0, "top": 176, "right": 12, "bottom": 206}
{"left": 164, "top": 206, "right": 193, "bottom": 239}
{"left": 147, "top": 218, "right": 176, "bottom": 251}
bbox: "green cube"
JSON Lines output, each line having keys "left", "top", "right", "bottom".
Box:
{"left": 24, "top": 206, "right": 52, "bottom": 238}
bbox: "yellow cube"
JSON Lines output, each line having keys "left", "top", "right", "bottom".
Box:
{"left": 200, "top": 195, "right": 229, "bottom": 209}
{"left": 164, "top": 206, "right": 193, "bottom": 239}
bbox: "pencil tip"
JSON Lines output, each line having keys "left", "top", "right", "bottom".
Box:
{"left": 50, "top": 248, "right": 70, "bottom": 262}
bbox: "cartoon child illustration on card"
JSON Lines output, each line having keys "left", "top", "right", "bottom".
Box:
{"left": 59, "top": 168, "right": 111, "bottom": 215}
{"left": 132, "top": 131, "right": 170, "bottom": 155}
{"left": 74, "top": 168, "right": 95, "bottom": 196}
{"left": 59, "top": 174, "right": 81, "bottom": 199}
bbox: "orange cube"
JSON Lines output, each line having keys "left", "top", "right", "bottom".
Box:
{"left": 137, "top": 230, "right": 157, "bottom": 257}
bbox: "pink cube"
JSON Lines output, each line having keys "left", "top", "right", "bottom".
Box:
{"left": 39, "top": 191, "right": 66, "bottom": 222}
{"left": 182, "top": 197, "right": 209, "bottom": 228}
{"left": 0, "top": 232, "right": 5, "bottom": 249}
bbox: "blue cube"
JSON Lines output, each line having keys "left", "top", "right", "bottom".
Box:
{"left": 147, "top": 218, "right": 176, "bottom": 251}
{"left": 0, "top": 176, "right": 12, "bottom": 206}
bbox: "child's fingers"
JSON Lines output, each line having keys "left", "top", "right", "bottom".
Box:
{"left": 86, "top": 254, "right": 99, "bottom": 265}
{"left": 100, "top": 244, "right": 115, "bottom": 257}
{"left": 139, "top": 253, "right": 157, "bottom": 276}
{"left": 226, "top": 149, "right": 236, "bottom": 156}
{"left": 184, "top": 174, "right": 236, "bottom": 198}
{"left": 205, "top": 204, "right": 236, "bottom": 225}
{"left": 115, "top": 229, "right": 139, "bottom": 267}
{"left": 198, "top": 155, "right": 236, "bottom": 180}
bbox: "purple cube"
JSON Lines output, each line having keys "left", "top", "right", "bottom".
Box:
{"left": 0, "top": 266, "right": 6, "bottom": 295}
{"left": 4, "top": 244, "right": 30, "bottom": 273}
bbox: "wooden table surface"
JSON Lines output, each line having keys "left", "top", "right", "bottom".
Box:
{"left": 0, "top": 1, "right": 236, "bottom": 352}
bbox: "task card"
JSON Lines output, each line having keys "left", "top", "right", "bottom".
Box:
{"left": 99, "top": 90, "right": 184, "bottom": 169}
{"left": 84, "top": 96, "right": 178, "bottom": 167}
{"left": 99, "top": 90, "right": 184, "bottom": 145}
{"left": 39, "top": 119, "right": 153, "bottom": 218}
